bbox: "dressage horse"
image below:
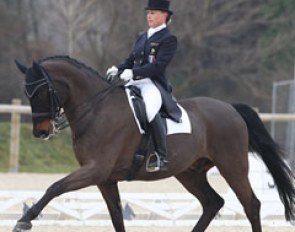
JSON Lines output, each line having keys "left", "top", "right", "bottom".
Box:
{"left": 14, "top": 56, "right": 295, "bottom": 232}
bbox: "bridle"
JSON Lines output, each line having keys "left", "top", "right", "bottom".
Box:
{"left": 25, "top": 66, "right": 65, "bottom": 132}
{"left": 25, "top": 64, "right": 122, "bottom": 134}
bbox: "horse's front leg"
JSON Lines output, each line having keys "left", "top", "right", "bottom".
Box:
{"left": 13, "top": 164, "right": 98, "bottom": 232}
{"left": 98, "top": 182, "right": 125, "bottom": 232}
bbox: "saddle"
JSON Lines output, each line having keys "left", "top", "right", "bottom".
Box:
{"left": 125, "top": 85, "right": 192, "bottom": 179}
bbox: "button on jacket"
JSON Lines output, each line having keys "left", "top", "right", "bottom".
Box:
{"left": 117, "top": 27, "right": 181, "bottom": 122}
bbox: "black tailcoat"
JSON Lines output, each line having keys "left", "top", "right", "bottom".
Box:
{"left": 117, "top": 28, "right": 181, "bottom": 122}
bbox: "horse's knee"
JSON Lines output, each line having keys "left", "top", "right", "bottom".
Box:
{"left": 203, "top": 195, "right": 225, "bottom": 216}
{"left": 46, "top": 181, "right": 65, "bottom": 197}
{"left": 217, "top": 196, "right": 225, "bottom": 210}
{"left": 213, "top": 196, "right": 225, "bottom": 213}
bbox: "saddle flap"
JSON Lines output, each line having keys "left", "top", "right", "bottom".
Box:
{"left": 125, "top": 86, "right": 192, "bottom": 135}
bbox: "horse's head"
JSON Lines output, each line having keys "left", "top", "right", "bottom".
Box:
{"left": 15, "top": 60, "right": 63, "bottom": 140}
{"left": 15, "top": 56, "right": 117, "bottom": 140}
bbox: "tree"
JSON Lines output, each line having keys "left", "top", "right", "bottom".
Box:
{"left": 1, "top": 0, "right": 294, "bottom": 112}
{"left": 0, "top": 1, "right": 27, "bottom": 104}
{"left": 48, "top": 0, "right": 104, "bottom": 57}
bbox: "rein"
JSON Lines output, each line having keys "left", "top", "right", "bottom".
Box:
{"left": 61, "top": 77, "right": 123, "bottom": 130}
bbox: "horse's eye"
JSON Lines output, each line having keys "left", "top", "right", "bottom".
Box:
{"left": 36, "top": 88, "right": 48, "bottom": 100}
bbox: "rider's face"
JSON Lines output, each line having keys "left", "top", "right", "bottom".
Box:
{"left": 146, "top": 10, "right": 168, "bottom": 28}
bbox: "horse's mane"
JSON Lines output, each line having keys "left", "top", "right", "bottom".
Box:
{"left": 38, "top": 55, "right": 106, "bottom": 80}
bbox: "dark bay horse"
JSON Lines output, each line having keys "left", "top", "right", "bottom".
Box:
{"left": 14, "top": 56, "right": 295, "bottom": 232}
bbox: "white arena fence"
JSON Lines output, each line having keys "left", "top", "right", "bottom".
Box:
{"left": 0, "top": 155, "right": 294, "bottom": 227}
{"left": 0, "top": 191, "right": 292, "bottom": 228}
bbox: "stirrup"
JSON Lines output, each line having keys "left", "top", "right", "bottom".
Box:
{"left": 146, "top": 152, "right": 161, "bottom": 172}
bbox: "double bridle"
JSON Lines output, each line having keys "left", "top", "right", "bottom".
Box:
{"left": 25, "top": 66, "right": 66, "bottom": 132}
{"left": 25, "top": 64, "right": 122, "bottom": 133}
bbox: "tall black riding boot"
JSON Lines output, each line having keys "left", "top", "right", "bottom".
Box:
{"left": 146, "top": 113, "right": 168, "bottom": 172}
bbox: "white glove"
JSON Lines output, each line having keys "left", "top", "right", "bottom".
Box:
{"left": 120, "top": 69, "right": 133, "bottom": 81}
{"left": 106, "top": 66, "right": 118, "bottom": 80}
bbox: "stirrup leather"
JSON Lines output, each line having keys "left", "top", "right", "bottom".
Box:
{"left": 146, "top": 152, "right": 161, "bottom": 172}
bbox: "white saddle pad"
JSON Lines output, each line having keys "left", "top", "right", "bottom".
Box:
{"left": 125, "top": 88, "right": 192, "bottom": 135}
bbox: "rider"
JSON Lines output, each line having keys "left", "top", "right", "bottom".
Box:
{"left": 106, "top": 0, "right": 181, "bottom": 172}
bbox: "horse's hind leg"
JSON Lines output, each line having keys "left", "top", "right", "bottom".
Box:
{"left": 176, "top": 168, "right": 225, "bottom": 232}
{"left": 98, "top": 182, "right": 125, "bottom": 232}
{"left": 217, "top": 159, "right": 262, "bottom": 232}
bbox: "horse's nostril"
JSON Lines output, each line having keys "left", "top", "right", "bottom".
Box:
{"left": 33, "top": 129, "right": 49, "bottom": 139}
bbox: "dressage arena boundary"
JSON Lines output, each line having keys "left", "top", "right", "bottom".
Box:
{"left": 0, "top": 190, "right": 293, "bottom": 228}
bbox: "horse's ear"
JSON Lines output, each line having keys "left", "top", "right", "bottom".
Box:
{"left": 14, "top": 59, "right": 28, "bottom": 74}
{"left": 32, "top": 61, "right": 42, "bottom": 75}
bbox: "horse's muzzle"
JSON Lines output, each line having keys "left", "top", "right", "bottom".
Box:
{"left": 33, "top": 119, "right": 53, "bottom": 140}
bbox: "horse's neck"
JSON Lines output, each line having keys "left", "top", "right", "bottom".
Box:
{"left": 45, "top": 61, "right": 110, "bottom": 120}
{"left": 48, "top": 62, "right": 106, "bottom": 98}
{"left": 64, "top": 77, "right": 128, "bottom": 138}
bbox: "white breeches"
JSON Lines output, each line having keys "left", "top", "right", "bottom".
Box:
{"left": 126, "top": 78, "right": 162, "bottom": 122}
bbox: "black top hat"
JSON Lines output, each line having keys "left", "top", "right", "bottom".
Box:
{"left": 145, "top": 0, "right": 173, "bottom": 15}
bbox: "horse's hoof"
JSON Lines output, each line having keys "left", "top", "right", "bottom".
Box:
{"left": 12, "top": 221, "right": 32, "bottom": 232}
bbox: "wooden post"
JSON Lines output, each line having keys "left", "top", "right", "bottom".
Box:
{"left": 9, "top": 99, "right": 21, "bottom": 173}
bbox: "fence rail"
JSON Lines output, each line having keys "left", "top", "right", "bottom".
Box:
{"left": 0, "top": 104, "right": 31, "bottom": 114}
{"left": 2, "top": 100, "right": 295, "bottom": 172}
{"left": 2, "top": 102, "right": 295, "bottom": 120}
{"left": 0, "top": 190, "right": 292, "bottom": 227}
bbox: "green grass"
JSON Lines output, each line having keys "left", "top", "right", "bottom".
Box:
{"left": 0, "top": 122, "right": 78, "bottom": 173}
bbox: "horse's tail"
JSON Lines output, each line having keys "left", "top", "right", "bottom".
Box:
{"left": 232, "top": 103, "right": 295, "bottom": 221}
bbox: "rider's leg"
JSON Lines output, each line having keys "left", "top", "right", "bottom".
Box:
{"left": 130, "top": 79, "right": 167, "bottom": 171}
{"left": 147, "top": 113, "right": 168, "bottom": 171}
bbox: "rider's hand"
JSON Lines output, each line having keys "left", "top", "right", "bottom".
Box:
{"left": 106, "top": 66, "right": 118, "bottom": 81}
{"left": 120, "top": 69, "right": 133, "bottom": 81}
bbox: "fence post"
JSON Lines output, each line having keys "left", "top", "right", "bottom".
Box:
{"left": 9, "top": 99, "right": 21, "bottom": 173}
